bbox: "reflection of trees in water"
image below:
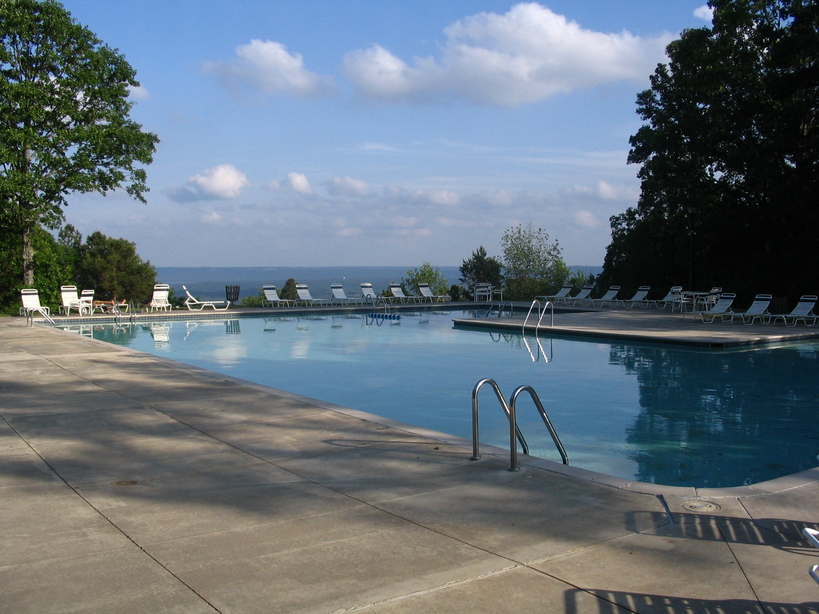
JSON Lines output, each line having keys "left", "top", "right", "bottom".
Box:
{"left": 609, "top": 343, "right": 819, "bottom": 487}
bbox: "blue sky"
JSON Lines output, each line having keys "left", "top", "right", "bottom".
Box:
{"left": 61, "top": 1, "right": 713, "bottom": 268}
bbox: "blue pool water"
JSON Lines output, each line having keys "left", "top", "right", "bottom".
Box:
{"left": 73, "top": 310, "right": 819, "bottom": 488}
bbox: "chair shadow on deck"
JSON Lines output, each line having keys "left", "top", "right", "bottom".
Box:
{"left": 564, "top": 588, "right": 819, "bottom": 614}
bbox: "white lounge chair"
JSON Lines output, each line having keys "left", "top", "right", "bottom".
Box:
{"left": 615, "top": 286, "right": 651, "bottom": 308}
{"left": 688, "top": 292, "right": 736, "bottom": 323}
{"left": 591, "top": 286, "right": 620, "bottom": 307}
{"left": 803, "top": 528, "right": 819, "bottom": 585}
{"left": 79, "top": 289, "right": 99, "bottom": 314}
{"left": 20, "top": 289, "right": 51, "bottom": 319}
{"left": 418, "top": 283, "right": 450, "bottom": 302}
{"left": 389, "top": 283, "right": 415, "bottom": 303}
{"left": 652, "top": 286, "right": 683, "bottom": 310}
{"left": 738, "top": 293, "right": 772, "bottom": 325}
{"left": 183, "top": 285, "right": 230, "bottom": 310}
{"left": 771, "top": 295, "right": 817, "bottom": 327}
{"left": 330, "top": 283, "right": 359, "bottom": 305}
{"left": 361, "top": 283, "right": 378, "bottom": 303}
{"left": 262, "top": 285, "right": 294, "bottom": 307}
{"left": 569, "top": 285, "right": 594, "bottom": 305}
{"left": 60, "top": 285, "right": 90, "bottom": 316}
{"left": 537, "top": 285, "right": 572, "bottom": 304}
{"left": 146, "top": 283, "right": 171, "bottom": 312}
{"left": 295, "top": 283, "right": 327, "bottom": 306}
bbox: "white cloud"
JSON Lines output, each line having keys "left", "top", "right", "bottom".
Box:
{"left": 694, "top": 5, "right": 714, "bottom": 22}
{"left": 324, "top": 176, "right": 372, "bottom": 197}
{"left": 127, "top": 84, "right": 150, "bottom": 101}
{"left": 417, "top": 189, "right": 460, "bottom": 206}
{"left": 574, "top": 210, "right": 600, "bottom": 228}
{"left": 169, "top": 164, "right": 249, "bottom": 202}
{"left": 204, "top": 39, "right": 335, "bottom": 98}
{"left": 201, "top": 211, "right": 223, "bottom": 224}
{"left": 284, "top": 172, "right": 313, "bottom": 195}
{"left": 344, "top": 2, "right": 672, "bottom": 107}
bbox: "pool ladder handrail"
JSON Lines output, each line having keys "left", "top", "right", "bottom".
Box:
{"left": 471, "top": 378, "right": 568, "bottom": 471}
{"left": 523, "top": 299, "right": 554, "bottom": 331}
{"left": 26, "top": 309, "right": 55, "bottom": 326}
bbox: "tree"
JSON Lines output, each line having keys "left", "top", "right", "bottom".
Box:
{"left": 500, "top": 223, "right": 569, "bottom": 300}
{"left": 75, "top": 231, "right": 155, "bottom": 302}
{"left": 0, "top": 0, "right": 159, "bottom": 286}
{"left": 0, "top": 223, "right": 70, "bottom": 311}
{"left": 280, "top": 278, "right": 298, "bottom": 301}
{"left": 402, "top": 262, "right": 450, "bottom": 296}
{"left": 602, "top": 0, "right": 818, "bottom": 302}
{"left": 459, "top": 246, "right": 502, "bottom": 299}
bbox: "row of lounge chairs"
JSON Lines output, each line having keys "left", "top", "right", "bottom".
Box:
{"left": 23, "top": 280, "right": 454, "bottom": 317}
{"left": 684, "top": 293, "right": 818, "bottom": 326}
{"left": 538, "top": 284, "right": 818, "bottom": 326}
{"left": 262, "top": 282, "right": 451, "bottom": 307}
{"left": 539, "top": 284, "right": 669, "bottom": 309}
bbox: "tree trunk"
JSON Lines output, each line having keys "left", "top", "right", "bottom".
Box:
{"left": 22, "top": 227, "right": 34, "bottom": 286}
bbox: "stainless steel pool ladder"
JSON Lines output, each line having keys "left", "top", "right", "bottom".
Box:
{"left": 26, "top": 310, "right": 55, "bottom": 326}
{"left": 471, "top": 378, "right": 568, "bottom": 471}
{"left": 523, "top": 299, "right": 554, "bottom": 330}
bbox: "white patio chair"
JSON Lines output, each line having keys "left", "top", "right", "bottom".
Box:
{"left": 361, "top": 283, "right": 379, "bottom": 304}
{"left": 771, "top": 296, "right": 817, "bottom": 327}
{"left": 537, "top": 285, "right": 572, "bottom": 304}
{"left": 738, "top": 294, "right": 773, "bottom": 325}
{"left": 60, "top": 285, "right": 90, "bottom": 316}
{"left": 20, "top": 289, "right": 51, "bottom": 319}
{"left": 569, "top": 285, "right": 595, "bottom": 306}
{"left": 262, "top": 285, "right": 294, "bottom": 307}
{"left": 591, "top": 286, "right": 620, "bottom": 307}
{"left": 330, "top": 283, "right": 359, "bottom": 305}
{"left": 389, "top": 283, "right": 416, "bottom": 303}
{"left": 146, "top": 283, "right": 172, "bottom": 311}
{"left": 418, "top": 283, "right": 450, "bottom": 302}
{"left": 614, "top": 286, "right": 651, "bottom": 308}
{"left": 295, "top": 284, "right": 327, "bottom": 306}
{"left": 183, "top": 285, "right": 230, "bottom": 310}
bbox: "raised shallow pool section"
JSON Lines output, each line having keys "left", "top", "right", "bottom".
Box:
{"left": 65, "top": 310, "right": 819, "bottom": 488}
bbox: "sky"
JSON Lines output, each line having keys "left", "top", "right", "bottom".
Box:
{"left": 60, "top": 0, "right": 714, "bottom": 268}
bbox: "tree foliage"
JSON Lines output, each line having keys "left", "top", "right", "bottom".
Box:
{"left": 402, "top": 262, "right": 450, "bottom": 295}
{"left": 280, "top": 278, "right": 298, "bottom": 301}
{"left": 601, "top": 0, "right": 818, "bottom": 302}
{"left": 0, "top": 0, "right": 159, "bottom": 286}
{"left": 459, "top": 246, "right": 502, "bottom": 299}
{"left": 500, "top": 223, "right": 569, "bottom": 300}
{"left": 0, "top": 222, "right": 156, "bottom": 312}
{"left": 0, "top": 223, "right": 71, "bottom": 311}
{"left": 74, "top": 231, "right": 155, "bottom": 302}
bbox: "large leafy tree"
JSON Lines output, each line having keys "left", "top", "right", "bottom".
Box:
{"left": 602, "top": 0, "right": 818, "bottom": 302}
{"left": 75, "top": 231, "right": 155, "bottom": 302}
{"left": 0, "top": 0, "right": 158, "bottom": 286}
{"left": 500, "top": 223, "right": 569, "bottom": 300}
{"left": 402, "top": 261, "right": 450, "bottom": 296}
{"left": 459, "top": 245, "right": 502, "bottom": 298}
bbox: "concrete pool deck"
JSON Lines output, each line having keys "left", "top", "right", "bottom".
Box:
{"left": 2, "top": 309, "right": 819, "bottom": 612}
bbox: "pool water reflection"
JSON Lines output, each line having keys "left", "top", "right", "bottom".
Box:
{"left": 73, "top": 311, "right": 819, "bottom": 488}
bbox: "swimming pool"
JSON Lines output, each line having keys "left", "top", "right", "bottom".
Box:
{"left": 71, "top": 310, "right": 819, "bottom": 488}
